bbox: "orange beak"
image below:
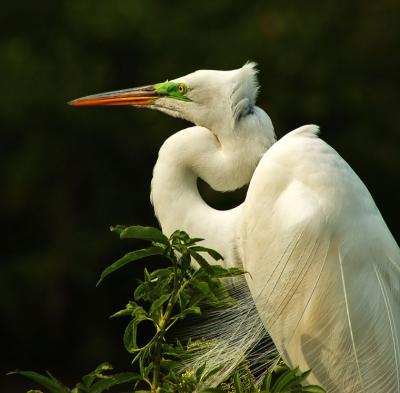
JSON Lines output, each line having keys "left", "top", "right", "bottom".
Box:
{"left": 68, "top": 85, "right": 160, "bottom": 107}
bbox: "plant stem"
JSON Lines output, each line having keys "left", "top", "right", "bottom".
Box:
{"left": 151, "top": 258, "right": 181, "bottom": 392}
{"left": 151, "top": 341, "right": 161, "bottom": 393}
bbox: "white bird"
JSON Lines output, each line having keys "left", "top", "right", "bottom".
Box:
{"left": 70, "top": 63, "right": 400, "bottom": 393}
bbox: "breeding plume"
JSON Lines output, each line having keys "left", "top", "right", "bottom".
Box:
{"left": 70, "top": 63, "right": 400, "bottom": 393}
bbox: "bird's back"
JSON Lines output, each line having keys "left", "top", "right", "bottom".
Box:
{"left": 239, "top": 125, "right": 400, "bottom": 392}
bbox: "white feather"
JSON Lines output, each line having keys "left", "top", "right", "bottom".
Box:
{"left": 240, "top": 127, "right": 400, "bottom": 392}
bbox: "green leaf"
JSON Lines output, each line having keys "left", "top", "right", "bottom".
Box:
{"left": 81, "top": 362, "right": 113, "bottom": 388}
{"left": 8, "top": 370, "right": 70, "bottom": 393}
{"left": 200, "top": 276, "right": 231, "bottom": 306}
{"left": 97, "top": 246, "right": 163, "bottom": 286}
{"left": 187, "top": 237, "right": 204, "bottom": 245}
{"left": 189, "top": 246, "right": 223, "bottom": 261}
{"left": 110, "top": 301, "right": 140, "bottom": 318}
{"left": 133, "top": 282, "right": 148, "bottom": 301}
{"left": 160, "top": 358, "right": 178, "bottom": 371}
{"left": 120, "top": 225, "right": 169, "bottom": 244}
{"left": 195, "top": 363, "right": 207, "bottom": 381}
{"left": 150, "top": 293, "right": 171, "bottom": 315}
{"left": 302, "top": 386, "right": 327, "bottom": 393}
{"left": 190, "top": 276, "right": 231, "bottom": 307}
{"left": 261, "top": 371, "right": 272, "bottom": 392}
{"left": 190, "top": 279, "right": 210, "bottom": 294}
{"left": 283, "top": 369, "right": 311, "bottom": 391}
{"left": 181, "top": 252, "right": 191, "bottom": 271}
{"left": 209, "top": 265, "right": 244, "bottom": 278}
{"left": 270, "top": 370, "right": 291, "bottom": 392}
{"left": 142, "top": 361, "right": 154, "bottom": 381}
{"left": 109, "top": 225, "right": 127, "bottom": 235}
{"left": 200, "top": 365, "right": 222, "bottom": 383}
{"left": 178, "top": 305, "right": 201, "bottom": 318}
{"left": 161, "top": 342, "right": 188, "bottom": 359}
{"left": 170, "top": 230, "right": 191, "bottom": 243}
{"left": 189, "top": 250, "right": 214, "bottom": 274}
{"left": 271, "top": 368, "right": 304, "bottom": 393}
{"left": 150, "top": 267, "right": 174, "bottom": 280}
{"left": 123, "top": 308, "right": 149, "bottom": 353}
{"left": 90, "top": 372, "right": 140, "bottom": 393}
{"left": 93, "top": 362, "right": 113, "bottom": 373}
{"left": 233, "top": 373, "right": 244, "bottom": 393}
{"left": 72, "top": 383, "right": 85, "bottom": 392}
{"left": 171, "top": 243, "right": 188, "bottom": 256}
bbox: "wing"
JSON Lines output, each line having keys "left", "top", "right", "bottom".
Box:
{"left": 239, "top": 125, "right": 400, "bottom": 393}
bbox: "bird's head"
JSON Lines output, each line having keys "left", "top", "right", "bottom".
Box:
{"left": 69, "top": 62, "right": 273, "bottom": 140}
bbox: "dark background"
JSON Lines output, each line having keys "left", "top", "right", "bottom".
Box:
{"left": 2, "top": 1, "right": 399, "bottom": 391}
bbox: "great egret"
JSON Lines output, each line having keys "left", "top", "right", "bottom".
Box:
{"left": 70, "top": 63, "right": 400, "bottom": 393}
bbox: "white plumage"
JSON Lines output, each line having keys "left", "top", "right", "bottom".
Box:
{"left": 71, "top": 63, "right": 400, "bottom": 392}
{"left": 241, "top": 124, "right": 400, "bottom": 392}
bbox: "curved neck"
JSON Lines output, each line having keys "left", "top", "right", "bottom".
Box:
{"left": 150, "top": 121, "right": 274, "bottom": 267}
{"left": 150, "top": 127, "right": 243, "bottom": 267}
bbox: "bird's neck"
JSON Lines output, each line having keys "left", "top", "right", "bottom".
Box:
{"left": 150, "top": 126, "right": 256, "bottom": 267}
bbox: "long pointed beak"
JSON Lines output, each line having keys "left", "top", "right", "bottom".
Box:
{"left": 68, "top": 85, "right": 160, "bottom": 107}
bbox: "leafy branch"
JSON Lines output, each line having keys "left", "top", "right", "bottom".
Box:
{"left": 104, "top": 226, "right": 242, "bottom": 392}
{"left": 9, "top": 225, "right": 325, "bottom": 393}
{"left": 8, "top": 362, "right": 138, "bottom": 393}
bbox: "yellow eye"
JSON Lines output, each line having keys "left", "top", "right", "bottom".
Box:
{"left": 177, "top": 84, "right": 185, "bottom": 93}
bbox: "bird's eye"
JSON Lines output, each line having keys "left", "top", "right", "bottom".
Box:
{"left": 177, "top": 84, "right": 186, "bottom": 94}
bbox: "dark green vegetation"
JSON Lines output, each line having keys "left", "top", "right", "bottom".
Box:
{"left": 9, "top": 227, "right": 325, "bottom": 393}
{"left": 2, "top": 1, "right": 399, "bottom": 391}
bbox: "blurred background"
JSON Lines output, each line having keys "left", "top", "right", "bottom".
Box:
{"left": 2, "top": 0, "right": 399, "bottom": 391}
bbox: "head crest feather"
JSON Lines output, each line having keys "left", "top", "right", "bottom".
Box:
{"left": 231, "top": 62, "right": 260, "bottom": 120}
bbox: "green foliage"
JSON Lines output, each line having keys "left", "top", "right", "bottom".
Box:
{"left": 10, "top": 225, "right": 325, "bottom": 393}
{"left": 8, "top": 363, "right": 138, "bottom": 393}
{"left": 198, "top": 361, "right": 326, "bottom": 393}
{"left": 7, "top": 370, "right": 69, "bottom": 393}
{"left": 101, "top": 225, "right": 241, "bottom": 391}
